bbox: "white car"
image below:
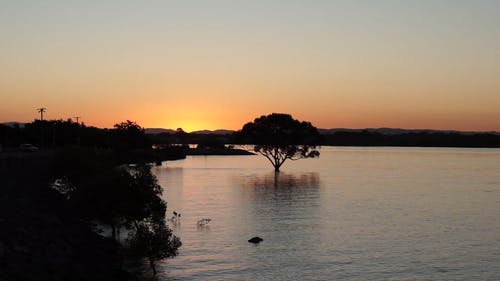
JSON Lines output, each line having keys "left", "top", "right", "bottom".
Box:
{"left": 19, "top": 144, "right": 39, "bottom": 152}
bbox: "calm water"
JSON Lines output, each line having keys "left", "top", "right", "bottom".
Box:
{"left": 151, "top": 147, "right": 500, "bottom": 281}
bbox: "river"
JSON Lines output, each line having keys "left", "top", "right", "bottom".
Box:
{"left": 151, "top": 147, "right": 500, "bottom": 280}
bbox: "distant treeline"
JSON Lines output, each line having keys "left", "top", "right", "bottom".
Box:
{"left": 0, "top": 120, "right": 149, "bottom": 149}
{"left": 2, "top": 121, "right": 500, "bottom": 149}
{"left": 319, "top": 131, "right": 500, "bottom": 148}
{"left": 150, "top": 130, "right": 500, "bottom": 148}
{"left": 0, "top": 120, "right": 186, "bottom": 163}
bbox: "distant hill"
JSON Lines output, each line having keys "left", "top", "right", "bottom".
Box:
{"left": 145, "top": 127, "right": 499, "bottom": 136}
{"left": 145, "top": 128, "right": 235, "bottom": 135}
{"left": 190, "top": 129, "right": 235, "bottom": 135}
{"left": 144, "top": 128, "right": 177, "bottom": 135}
{"left": 319, "top": 128, "right": 500, "bottom": 135}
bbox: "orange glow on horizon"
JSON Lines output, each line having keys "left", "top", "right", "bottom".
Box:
{"left": 1, "top": 1, "right": 500, "bottom": 132}
{"left": 2, "top": 94, "right": 499, "bottom": 132}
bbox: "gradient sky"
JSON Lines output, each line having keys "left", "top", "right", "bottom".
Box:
{"left": 1, "top": 0, "right": 499, "bottom": 131}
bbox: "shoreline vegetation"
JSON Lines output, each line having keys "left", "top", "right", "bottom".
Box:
{"left": 1, "top": 147, "right": 182, "bottom": 280}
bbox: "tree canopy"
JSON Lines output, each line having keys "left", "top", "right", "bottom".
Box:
{"left": 112, "top": 120, "right": 150, "bottom": 149}
{"left": 239, "top": 113, "right": 320, "bottom": 172}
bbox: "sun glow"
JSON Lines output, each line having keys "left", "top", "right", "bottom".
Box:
{"left": 166, "top": 120, "right": 211, "bottom": 133}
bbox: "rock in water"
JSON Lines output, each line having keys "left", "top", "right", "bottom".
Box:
{"left": 248, "top": 237, "right": 263, "bottom": 243}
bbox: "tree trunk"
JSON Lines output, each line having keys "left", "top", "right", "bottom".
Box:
{"left": 111, "top": 224, "right": 116, "bottom": 240}
{"left": 149, "top": 259, "right": 157, "bottom": 276}
{"left": 273, "top": 171, "right": 280, "bottom": 187}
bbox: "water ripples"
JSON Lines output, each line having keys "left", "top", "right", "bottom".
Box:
{"left": 152, "top": 147, "right": 500, "bottom": 280}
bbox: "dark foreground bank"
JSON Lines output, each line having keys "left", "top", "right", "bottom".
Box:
{"left": 0, "top": 148, "right": 182, "bottom": 281}
{"left": 0, "top": 151, "right": 133, "bottom": 281}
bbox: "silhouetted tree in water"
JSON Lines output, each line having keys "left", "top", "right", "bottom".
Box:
{"left": 239, "top": 113, "right": 320, "bottom": 172}
{"left": 127, "top": 220, "right": 181, "bottom": 275}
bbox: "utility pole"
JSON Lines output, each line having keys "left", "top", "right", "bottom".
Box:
{"left": 73, "top": 116, "right": 82, "bottom": 125}
{"left": 37, "top": 107, "right": 46, "bottom": 120}
{"left": 36, "top": 107, "right": 47, "bottom": 148}
{"left": 74, "top": 116, "right": 82, "bottom": 145}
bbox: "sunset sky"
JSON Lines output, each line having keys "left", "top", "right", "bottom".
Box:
{"left": 1, "top": 0, "right": 499, "bottom": 132}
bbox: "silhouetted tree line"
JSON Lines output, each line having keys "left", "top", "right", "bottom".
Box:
{"left": 319, "top": 130, "right": 500, "bottom": 148}
{"left": 0, "top": 119, "right": 150, "bottom": 149}
{"left": 1, "top": 120, "right": 186, "bottom": 163}
{"left": 3, "top": 119, "right": 499, "bottom": 151}
{"left": 150, "top": 129, "right": 500, "bottom": 148}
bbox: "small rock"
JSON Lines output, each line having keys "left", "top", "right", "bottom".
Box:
{"left": 248, "top": 237, "right": 263, "bottom": 243}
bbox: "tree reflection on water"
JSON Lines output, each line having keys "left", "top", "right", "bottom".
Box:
{"left": 239, "top": 172, "right": 321, "bottom": 189}
{"left": 234, "top": 172, "right": 322, "bottom": 207}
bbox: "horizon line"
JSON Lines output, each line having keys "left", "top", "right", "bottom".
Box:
{"left": 2, "top": 121, "right": 499, "bottom": 134}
